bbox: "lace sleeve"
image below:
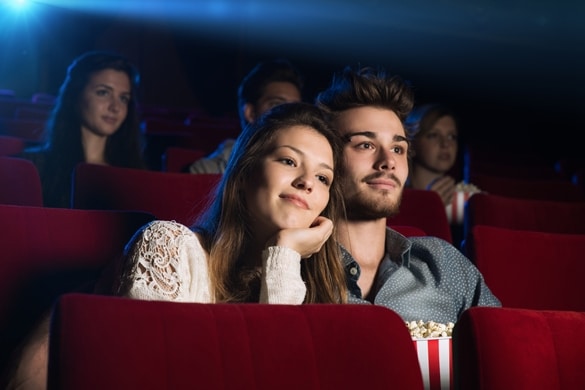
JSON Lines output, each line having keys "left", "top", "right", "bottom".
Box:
{"left": 118, "top": 220, "right": 212, "bottom": 302}
{"left": 259, "top": 246, "right": 306, "bottom": 304}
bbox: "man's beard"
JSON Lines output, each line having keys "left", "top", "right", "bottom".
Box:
{"left": 344, "top": 189, "right": 402, "bottom": 221}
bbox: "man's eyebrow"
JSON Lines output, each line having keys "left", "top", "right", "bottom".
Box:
{"left": 344, "top": 131, "right": 409, "bottom": 144}
{"left": 394, "top": 134, "right": 408, "bottom": 143}
{"left": 344, "top": 131, "right": 376, "bottom": 142}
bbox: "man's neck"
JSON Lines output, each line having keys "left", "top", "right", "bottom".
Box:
{"left": 337, "top": 218, "right": 387, "bottom": 268}
{"left": 337, "top": 217, "right": 388, "bottom": 301}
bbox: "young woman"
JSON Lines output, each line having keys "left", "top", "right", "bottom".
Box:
{"left": 6, "top": 102, "right": 348, "bottom": 390}
{"left": 113, "top": 101, "right": 348, "bottom": 304}
{"left": 24, "top": 50, "right": 146, "bottom": 208}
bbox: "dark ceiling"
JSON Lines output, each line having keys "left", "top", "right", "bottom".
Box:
{"left": 1, "top": 1, "right": 583, "bottom": 145}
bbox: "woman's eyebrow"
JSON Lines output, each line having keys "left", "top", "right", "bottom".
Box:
{"left": 277, "top": 144, "right": 334, "bottom": 172}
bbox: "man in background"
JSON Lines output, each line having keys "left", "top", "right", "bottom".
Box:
{"left": 189, "top": 58, "right": 304, "bottom": 174}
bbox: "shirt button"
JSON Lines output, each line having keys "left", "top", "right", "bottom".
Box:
{"left": 349, "top": 267, "right": 358, "bottom": 276}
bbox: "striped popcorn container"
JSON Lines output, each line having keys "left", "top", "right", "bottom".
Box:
{"left": 445, "top": 190, "right": 473, "bottom": 225}
{"left": 413, "top": 337, "right": 453, "bottom": 390}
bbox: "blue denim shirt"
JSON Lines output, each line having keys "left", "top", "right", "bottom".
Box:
{"left": 342, "top": 228, "right": 501, "bottom": 323}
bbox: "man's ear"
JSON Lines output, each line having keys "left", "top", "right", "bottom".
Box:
{"left": 243, "top": 103, "right": 256, "bottom": 125}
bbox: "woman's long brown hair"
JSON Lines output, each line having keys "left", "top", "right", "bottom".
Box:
{"left": 193, "top": 102, "right": 347, "bottom": 303}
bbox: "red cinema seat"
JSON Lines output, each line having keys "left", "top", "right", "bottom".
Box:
{"left": 72, "top": 163, "right": 221, "bottom": 226}
{"left": 48, "top": 293, "right": 424, "bottom": 390}
{"left": 0, "top": 205, "right": 154, "bottom": 374}
{"left": 0, "top": 156, "right": 43, "bottom": 206}
{"left": 466, "top": 225, "right": 585, "bottom": 311}
{"left": 388, "top": 188, "right": 452, "bottom": 243}
{"left": 454, "top": 306, "right": 585, "bottom": 389}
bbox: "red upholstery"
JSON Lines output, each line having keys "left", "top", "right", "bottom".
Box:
{"left": 0, "top": 205, "right": 154, "bottom": 371}
{"left": 388, "top": 188, "right": 452, "bottom": 243}
{"left": 72, "top": 163, "right": 221, "bottom": 226}
{"left": 0, "top": 118, "right": 45, "bottom": 143}
{"left": 48, "top": 293, "right": 424, "bottom": 390}
{"left": 141, "top": 117, "right": 239, "bottom": 169}
{"left": 453, "top": 306, "right": 585, "bottom": 389}
{"left": 0, "top": 135, "right": 25, "bottom": 156}
{"left": 469, "top": 173, "right": 585, "bottom": 202}
{"left": 0, "top": 156, "right": 43, "bottom": 206}
{"left": 463, "top": 193, "right": 585, "bottom": 243}
{"left": 467, "top": 225, "right": 585, "bottom": 311}
{"left": 162, "top": 146, "right": 206, "bottom": 172}
{"left": 464, "top": 144, "right": 561, "bottom": 180}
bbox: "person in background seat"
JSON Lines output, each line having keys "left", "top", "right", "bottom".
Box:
{"left": 23, "top": 50, "right": 147, "bottom": 208}
{"left": 188, "top": 58, "right": 303, "bottom": 174}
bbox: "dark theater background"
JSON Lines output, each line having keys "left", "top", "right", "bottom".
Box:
{"left": 1, "top": 0, "right": 583, "bottom": 157}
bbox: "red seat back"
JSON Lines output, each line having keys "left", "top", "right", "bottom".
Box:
{"left": 388, "top": 188, "right": 452, "bottom": 243}
{"left": 467, "top": 225, "right": 585, "bottom": 311}
{"left": 0, "top": 205, "right": 154, "bottom": 372}
{"left": 454, "top": 306, "right": 585, "bottom": 389}
{"left": 0, "top": 135, "right": 25, "bottom": 156}
{"left": 48, "top": 293, "right": 424, "bottom": 390}
{"left": 0, "top": 156, "right": 43, "bottom": 206}
{"left": 464, "top": 193, "right": 585, "bottom": 241}
{"left": 72, "top": 163, "right": 221, "bottom": 226}
{"left": 162, "top": 146, "right": 206, "bottom": 172}
{"left": 470, "top": 173, "right": 585, "bottom": 202}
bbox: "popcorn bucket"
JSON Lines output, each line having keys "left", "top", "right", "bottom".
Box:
{"left": 445, "top": 182, "right": 482, "bottom": 225}
{"left": 413, "top": 337, "right": 453, "bottom": 390}
{"left": 445, "top": 191, "right": 472, "bottom": 225}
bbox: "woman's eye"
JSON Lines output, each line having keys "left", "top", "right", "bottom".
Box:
{"left": 96, "top": 89, "right": 108, "bottom": 97}
{"left": 317, "top": 175, "right": 330, "bottom": 185}
{"left": 279, "top": 158, "right": 296, "bottom": 166}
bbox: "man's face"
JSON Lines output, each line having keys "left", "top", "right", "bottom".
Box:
{"left": 245, "top": 81, "right": 301, "bottom": 124}
{"left": 333, "top": 106, "right": 409, "bottom": 220}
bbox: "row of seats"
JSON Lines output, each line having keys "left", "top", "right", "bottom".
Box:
{"left": 0, "top": 204, "right": 155, "bottom": 373}
{"left": 0, "top": 202, "right": 429, "bottom": 377}
{"left": 2, "top": 155, "right": 585, "bottom": 246}
{"left": 2, "top": 161, "right": 585, "bottom": 388}
{"left": 47, "top": 293, "right": 585, "bottom": 389}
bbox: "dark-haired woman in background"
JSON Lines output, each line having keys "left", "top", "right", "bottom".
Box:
{"left": 24, "top": 50, "right": 147, "bottom": 208}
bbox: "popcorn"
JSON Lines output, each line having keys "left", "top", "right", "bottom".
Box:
{"left": 406, "top": 320, "right": 455, "bottom": 339}
{"left": 454, "top": 181, "right": 481, "bottom": 193}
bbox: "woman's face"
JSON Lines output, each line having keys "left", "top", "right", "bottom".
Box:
{"left": 245, "top": 125, "right": 334, "bottom": 237}
{"left": 413, "top": 115, "right": 458, "bottom": 174}
{"left": 80, "top": 69, "right": 131, "bottom": 137}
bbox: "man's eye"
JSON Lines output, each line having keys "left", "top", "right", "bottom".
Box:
{"left": 392, "top": 146, "right": 405, "bottom": 154}
{"left": 357, "top": 142, "right": 374, "bottom": 150}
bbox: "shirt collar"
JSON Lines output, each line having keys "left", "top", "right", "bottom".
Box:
{"left": 340, "top": 227, "right": 413, "bottom": 268}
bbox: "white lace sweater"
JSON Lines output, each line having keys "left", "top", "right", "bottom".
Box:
{"left": 123, "top": 220, "right": 306, "bottom": 304}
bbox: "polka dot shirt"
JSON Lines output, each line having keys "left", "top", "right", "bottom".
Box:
{"left": 342, "top": 228, "right": 501, "bottom": 324}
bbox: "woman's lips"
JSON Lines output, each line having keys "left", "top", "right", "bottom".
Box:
{"left": 280, "top": 194, "right": 309, "bottom": 209}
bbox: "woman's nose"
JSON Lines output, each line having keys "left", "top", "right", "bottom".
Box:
{"left": 293, "top": 174, "right": 314, "bottom": 192}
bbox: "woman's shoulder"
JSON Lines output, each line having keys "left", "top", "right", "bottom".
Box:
{"left": 138, "top": 220, "right": 196, "bottom": 239}
{"left": 125, "top": 220, "right": 206, "bottom": 258}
